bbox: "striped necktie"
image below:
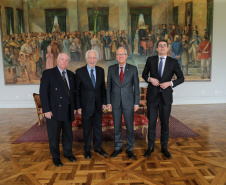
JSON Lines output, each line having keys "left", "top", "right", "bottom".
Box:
{"left": 90, "top": 69, "right": 95, "bottom": 88}
{"left": 62, "top": 71, "right": 70, "bottom": 97}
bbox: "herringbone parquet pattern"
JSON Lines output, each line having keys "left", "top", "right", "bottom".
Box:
{"left": 0, "top": 105, "right": 226, "bottom": 185}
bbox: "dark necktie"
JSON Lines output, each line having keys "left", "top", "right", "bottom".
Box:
{"left": 62, "top": 71, "right": 70, "bottom": 97}
{"left": 90, "top": 69, "right": 95, "bottom": 88}
{"left": 120, "top": 67, "right": 124, "bottom": 84}
{"left": 158, "top": 57, "right": 164, "bottom": 80}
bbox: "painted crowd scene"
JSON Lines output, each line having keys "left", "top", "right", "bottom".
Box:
{"left": 1, "top": 0, "right": 213, "bottom": 84}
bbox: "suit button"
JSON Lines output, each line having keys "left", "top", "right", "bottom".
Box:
{"left": 60, "top": 97, "right": 62, "bottom": 99}
{"left": 55, "top": 88, "right": 58, "bottom": 90}
{"left": 59, "top": 105, "right": 61, "bottom": 107}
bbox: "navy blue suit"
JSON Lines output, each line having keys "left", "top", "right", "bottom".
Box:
{"left": 75, "top": 65, "right": 106, "bottom": 151}
{"left": 40, "top": 66, "right": 76, "bottom": 159}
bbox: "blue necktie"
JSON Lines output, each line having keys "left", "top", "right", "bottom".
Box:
{"left": 90, "top": 69, "right": 95, "bottom": 88}
{"left": 158, "top": 57, "right": 164, "bottom": 80}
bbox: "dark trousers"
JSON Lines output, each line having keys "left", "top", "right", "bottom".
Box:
{"left": 82, "top": 109, "right": 102, "bottom": 152}
{"left": 112, "top": 107, "right": 134, "bottom": 151}
{"left": 147, "top": 93, "right": 172, "bottom": 149}
{"left": 46, "top": 118, "right": 73, "bottom": 159}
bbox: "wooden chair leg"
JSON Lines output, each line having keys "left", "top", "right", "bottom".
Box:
{"left": 38, "top": 115, "right": 41, "bottom": 127}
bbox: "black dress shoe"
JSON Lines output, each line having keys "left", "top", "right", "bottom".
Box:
{"left": 144, "top": 147, "right": 154, "bottom": 157}
{"left": 110, "top": 149, "right": 122, "bottom": 158}
{"left": 161, "top": 149, "right": 172, "bottom": 159}
{"left": 94, "top": 148, "right": 107, "bottom": 156}
{"left": 53, "top": 158, "right": 63, "bottom": 167}
{"left": 126, "top": 150, "right": 135, "bottom": 159}
{"left": 64, "top": 155, "right": 76, "bottom": 162}
{"left": 84, "top": 150, "right": 91, "bottom": 159}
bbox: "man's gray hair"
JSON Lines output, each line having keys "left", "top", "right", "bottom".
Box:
{"left": 85, "top": 50, "right": 99, "bottom": 61}
{"left": 57, "top": 53, "right": 70, "bottom": 61}
{"left": 116, "top": 47, "right": 127, "bottom": 55}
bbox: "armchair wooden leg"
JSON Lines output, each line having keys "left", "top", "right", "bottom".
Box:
{"left": 38, "top": 115, "right": 41, "bottom": 127}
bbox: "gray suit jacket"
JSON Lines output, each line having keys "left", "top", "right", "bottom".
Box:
{"left": 107, "top": 63, "right": 140, "bottom": 109}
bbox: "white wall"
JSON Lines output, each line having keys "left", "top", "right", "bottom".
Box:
{"left": 0, "top": 0, "right": 226, "bottom": 108}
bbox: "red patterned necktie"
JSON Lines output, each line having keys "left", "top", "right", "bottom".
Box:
{"left": 120, "top": 67, "right": 124, "bottom": 84}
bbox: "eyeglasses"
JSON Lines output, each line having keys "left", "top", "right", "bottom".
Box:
{"left": 116, "top": 54, "right": 127, "bottom": 56}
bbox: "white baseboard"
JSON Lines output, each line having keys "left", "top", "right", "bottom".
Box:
{"left": 0, "top": 97, "right": 226, "bottom": 108}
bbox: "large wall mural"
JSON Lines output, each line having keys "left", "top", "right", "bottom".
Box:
{"left": 0, "top": 0, "right": 213, "bottom": 85}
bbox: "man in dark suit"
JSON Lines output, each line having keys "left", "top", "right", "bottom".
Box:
{"left": 40, "top": 53, "right": 77, "bottom": 167}
{"left": 107, "top": 47, "right": 140, "bottom": 159}
{"left": 75, "top": 50, "right": 107, "bottom": 159}
{"left": 142, "top": 40, "right": 184, "bottom": 158}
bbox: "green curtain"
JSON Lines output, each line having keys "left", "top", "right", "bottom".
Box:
{"left": 87, "top": 8, "right": 109, "bottom": 31}
{"left": 131, "top": 15, "right": 139, "bottom": 53}
{"left": 143, "top": 14, "right": 152, "bottom": 30}
{"left": 5, "top": 8, "right": 14, "bottom": 35}
{"left": 98, "top": 14, "right": 108, "bottom": 30}
{"left": 207, "top": 0, "right": 213, "bottom": 41}
{"left": 0, "top": 9, "right": 1, "bottom": 33}
{"left": 173, "top": 7, "right": 178, "bottom": 25}
{"left": 17, "top": 10, "right": 24, "bottom": 34}
{"left": 58, "top": 10, "right": 66, "bottom": 32}
{"left": 45, "top": 9, "right": 66, "bottom": 33}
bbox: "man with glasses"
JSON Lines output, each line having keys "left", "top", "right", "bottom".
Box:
{"left": 107, "top": 47, "right": 140, "bottom": 159}
{"left": 142, "top": 40, "right": 184, "bottom": 159}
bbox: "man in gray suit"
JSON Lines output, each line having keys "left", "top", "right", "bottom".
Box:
{"left": 107, "top": 47, "right": 140, "bottom": 159}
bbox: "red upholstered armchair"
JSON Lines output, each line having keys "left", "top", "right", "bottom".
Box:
{"left": 72, "top": 113, "right": 149, "bottom": 142}
{"left": 139, "top": 87, "right": 147, "bottom": 115}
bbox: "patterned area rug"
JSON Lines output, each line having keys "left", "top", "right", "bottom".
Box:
{"left": 13, "top": 115, "right": 200, "bottom": 143}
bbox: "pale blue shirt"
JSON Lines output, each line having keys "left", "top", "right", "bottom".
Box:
{"left": 87, "top": 65, "right": 96, "bottom": 81}
{"left": 57, "top": 66, "right": 70, "bottom": 89}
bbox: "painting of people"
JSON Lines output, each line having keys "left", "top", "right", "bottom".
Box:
{"left": 0, "top": 0, "right": 213, "bottom": 84}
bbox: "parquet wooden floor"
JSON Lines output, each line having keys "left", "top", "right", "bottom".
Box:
{"left": 0, "top": 104, "right": 226, "bottom": 185}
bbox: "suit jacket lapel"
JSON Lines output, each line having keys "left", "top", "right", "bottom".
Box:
{"left": 161, "top": 57, "right": 170, "bottom": 81}
{"left": 95, "top": 67, "right": 100, "bottom": 88}
{"left": 122, "top": 64, "right": 129, "bottom": 87}
{"left": 115, "top": 65, "right": 122, "bottom": 86}
{"left": 153, "top": 56, "right": 159, "bottom": 79}
{"left": 67, "top": 70, "right": 74, "bottom": 96}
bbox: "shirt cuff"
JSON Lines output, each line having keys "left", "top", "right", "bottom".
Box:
{"left": 171, "top": 81, "right": 174, "bottom": 87}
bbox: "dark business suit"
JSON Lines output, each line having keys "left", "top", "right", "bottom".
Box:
{"left": 107, "top": 63, "right": 140, "bottom": 151}
{"left": 142, "top": 55, "right": 184, "bottom": 149}
{"left": 40, "top": 66, "right": 76, "bottom": 159}
{"left": 75, "top": 65, "right": 106, "bottom": 151}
